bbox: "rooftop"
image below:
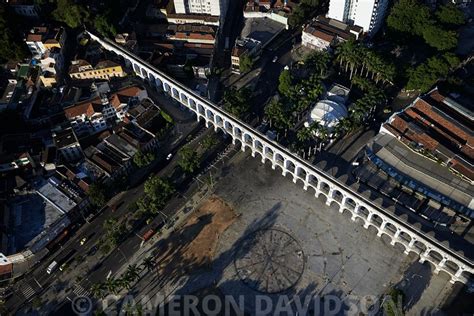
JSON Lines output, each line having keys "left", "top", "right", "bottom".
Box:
{"left": 304, "top": 15, "right": 363, "bottom": 42}
{"left": 53, "top": 128, "right": 79, "bottom": 149}
{"left": 382, "top": 88, "right": 473, "bottom": 182}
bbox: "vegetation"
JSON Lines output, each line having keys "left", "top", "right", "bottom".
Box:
{"left": 177, "top": 145, "right": 200, "bottom": 173}
{"left": 239, "top": 54, "right": 254, "bottom": 73}
{"left": 278, "top": 69, "right": 293, "bottom": 97}
{"left": 387, "top": 0, "right": 463, "bottom": 51}
{"left": 383, "top": 288, "right": 405, "bottom": 316}
{"left": 51, "top": 0, "right": 90, "bottom": 29}
{"left": 91, "top": 264, "right": 143, "bottom": 298}
{"left": 100, "top": 218, "right": 127, "bottom": 252}
{"left": 288, "top": 0, "right": 325, "bottom": 27}
{"left": 335, "top": 39, "right": 395, "bottom": 84}
{"left": 93, "top": 12, "right": 117, "bottom": 37}
{"left": 223, "top": 87, "right": 252, "bottom": 119}
{"left": 133, "top": 150, "right": 155, "bottom": 168}
{"left": 87, "top": 183, "right": 108, "bottom": 207}
{"left": 137, "top": 175, "right": 175, "bottom": 214}
{"left": 0, "top": 7, "right": 28, "bottom": 62}
{"left": 436, "top": 3, "right": 466, "bottom": 26}
{"left": 304, "top": 50, "right": 331, "bottom": 76}
{"left": 200, "top": 135, "right": 219, "bottom": 151}
{"left": 406, "top": 53, "right": 459, "bottom": 91}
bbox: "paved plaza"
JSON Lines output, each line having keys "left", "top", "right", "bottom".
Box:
{"left": 129, "top": 151, "right": 455, "bottom": 315}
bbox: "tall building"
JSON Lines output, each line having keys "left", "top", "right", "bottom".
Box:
{"left": 327, "top": 0, "right": 389, "bottom": 36}
{"left": 174, "top": 0, "right": 228, "bottom": 16}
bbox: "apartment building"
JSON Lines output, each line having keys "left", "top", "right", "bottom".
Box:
{"left": 327, "top": 0, "right": 389, "bottom": 35}
{"left": 69, "top": 60, "right": 126, "bottom": 81}
{"left": 173, "top": 0, "right": 229, "bottom": 16}
{"left": 63, "top": 86, "right": 147, "bottom": 136}
{"left": 302, "top": 15, "right": 363, "bottom": 51}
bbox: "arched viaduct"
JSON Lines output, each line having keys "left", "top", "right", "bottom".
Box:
{"left": 87, "top": 32, "right": 473, "bottom": 284}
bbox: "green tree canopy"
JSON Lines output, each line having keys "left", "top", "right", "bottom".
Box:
{"left": 142, "top": 175, "right": 175, "bottom": 213}
{"left": 387, "top": 0, "right": 431, "bottom": 35}
{"left": 0, "top": 7, "right": 28, "bottom": 62}
{"left": 406, "top": 53, "right": 459, "bottom": 92}
{"left": 436, "top": 3, "right": 466, "bottom": 26}
{"left": 223, "top": 87, "right": 252, "bottom": 119}
{"left": 94, "top": 13, "right": 117, "bottom": 37}
{"left": 239, "top": 54, "right": 254, "bottom": 73}
{"left": 422, "top": 26, "right": 458, "bottom": 51}
{"left": 278, "top": 69, "right": 293, "bottom": 97}
{"left": 52, "top": 0, "right": 89, "bottom": 29}
{"left": 264, "top": 98, "right": 292, "bottom": 130}
{"left": 177, "top": 146, "right": 200, "bottom": 173}
{"left": 88, "top": 183, "right": 108, "bottom": 207}
{"left": 133, "top": 150, "right": 155, "bottom": 168}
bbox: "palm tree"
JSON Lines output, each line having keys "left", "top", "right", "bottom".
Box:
{"left": 90, "top": 283, "right": 106, "bottom": 299}
{"left": 142, "top": 256, "right": 156, "bottom": 271}
{"left": 125, "top": 264, "right": 142, "bottom": 282}
{"left": 104, "top": 277, "right": 119, "bottom": 294}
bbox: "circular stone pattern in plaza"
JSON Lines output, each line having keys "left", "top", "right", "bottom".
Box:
{"left": 234, "top": 228, "right": 305, "bottom": 294}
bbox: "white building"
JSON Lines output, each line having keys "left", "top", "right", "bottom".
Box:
{"left": 174, "top": 0, "right": 228, "bottom": 16}
{"left": 64, "top": 86, "right": 147, "bottom": 136}
{"left": 327, "top": 0, "right": 389, "bottom": 35}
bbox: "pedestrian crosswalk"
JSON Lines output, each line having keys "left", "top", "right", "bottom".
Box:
{"left": 19, "top": 284, "right": 36, "bottom": 300}
{"left": 72, "top": 284, "right": 90, "bottom": 297}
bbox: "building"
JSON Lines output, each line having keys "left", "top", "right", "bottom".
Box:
{"left": 7, "top": 0, "right": 40, "bottom": 17}
{"left": 161, "top": 1, "right": 220, "bottom": 25}
{"left": 25, "top": 26, "right": 66, "bottom": 58}
{"left": 304, "top": 83, "right": 350, "bottom": 136}
{"left": 327, "top": 0, "right": 389, "bottom": 35}
{"left": 173, "top": 0, "right": 229, "bottom": 16}
{"left": 64, "top": 86, "right": 147, "bottom": 136}
{"left": 53, "top": 127, "right": 83, "bottom": 162}
{"left": 375, "top": 87, "right": 474, "bottom": 216}
{"left": 0, "top": 79, "right": 18, "bottom": 111}
{"left": 302, "top": 16, "right": 363, "bottom": 51}
{"left": 231, "top": 18, "right": 285, "bottom": 73}
{"left": 69, "top": 60, "right": 126, "bottom": 81}
{"left": 167, "top": 24, "right": 217, "bottom": 45}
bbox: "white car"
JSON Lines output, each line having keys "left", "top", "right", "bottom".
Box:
{"left": 272, "top": 56, "right": 278, "bottom": 63}
{"left": 166, "top": 153, "right": 173, "bottom": 160}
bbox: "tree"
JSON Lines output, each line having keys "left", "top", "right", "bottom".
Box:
{"left": 142, "top": 256, "right": 156, "bottom": 271}
{"left": 200, "top": 135, "right": 219, "bottom": 151}
{"left": 436, "top": 3, "right": 465, "bottom": 26}
{"left": 406, "top": 53, "right": 459, "bottom": 92}
{"left": 94, "top": 13, "right": 117, "bottom": 37}
{"left": 387, "top": 0, "right": 431, "bottom": 36}
{"left": 88, "top": 183, "right": 108, "bottom": 207}
{"left": 223, "top": 87, "right": 251, "bottom": 119}
{"left": 304, "top": 50, "right": 331, "bottom": 76}
{"left": 133, "top": 150, "right": 155, "bottom": 168}
{"left": 52, "top": 0, "right": 89, "bottom": 29}
{"left": 90, "top": 283, "right": 106, "bottom": 299}
{"left": 177, "top": 146, "right": 200, "bottom": 173}
{"left": 0, "top": 7, "right": 28, "bottom": 62}
{"left": 278, "top": 69, "right": 293, "bottom": 97}
{"left": 124, "top": 264, "right": 141, "bottom": 283}
{"left": 239, "top": 54, "right": 254, "bottom": 73}
{"left": 422, "top": 26, "right": 458, "bottom": 51}
{"left": 143, "top": 175, "right": 175, "bottom": 213}
{"left": 264, "top": 98, "right": 291, "bottom": 131}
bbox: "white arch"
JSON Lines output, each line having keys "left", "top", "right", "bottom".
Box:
{"left": 87, "top": 31, "right": 474, "bottom": 284}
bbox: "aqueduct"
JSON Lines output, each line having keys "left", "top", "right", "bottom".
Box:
{"left": 87, "top": 32, "right": 473, "bottom": 284}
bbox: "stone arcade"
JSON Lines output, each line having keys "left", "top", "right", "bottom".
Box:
{"left": 87, "top": 31, "right": 473, "bottom": 285}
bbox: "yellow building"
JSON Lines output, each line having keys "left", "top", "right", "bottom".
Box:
{"left": 69, "top": 60, "right": 126, "bottom": 80}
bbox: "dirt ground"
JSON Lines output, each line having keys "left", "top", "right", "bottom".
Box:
{"left": 155, "top": 196, "right": 237, "bottom": 276}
